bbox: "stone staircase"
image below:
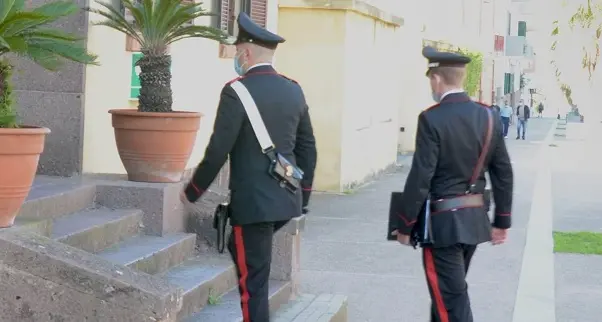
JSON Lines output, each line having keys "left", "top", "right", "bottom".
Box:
{"left": 0, "top": 175, "right": 347, "bottom": 322}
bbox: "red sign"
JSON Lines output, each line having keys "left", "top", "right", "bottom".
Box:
{"left": 494, "top": 35, "right": 505, "bottom": 52}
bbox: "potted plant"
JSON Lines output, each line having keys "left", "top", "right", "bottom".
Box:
{"left": 88, "top": 0, "right": 229, "bottom": 183}
{"left": 0, "top": 0, "right": 97, "bottom": 228}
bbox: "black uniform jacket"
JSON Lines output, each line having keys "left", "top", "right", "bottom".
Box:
{"left": 396, "top": 92, "right": 513, "bottom": 247}
{"left": 185, "top": 65, "right": 317, "bottom": 226}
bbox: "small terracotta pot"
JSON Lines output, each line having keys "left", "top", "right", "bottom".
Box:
{"left": 109, "top": 109, "right": 202, "bottom": 183}
{"left": 0, "top": 126, "right": 50, "bottom": 228}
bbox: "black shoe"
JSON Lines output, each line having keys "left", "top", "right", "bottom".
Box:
{"left": 516, "top": 136, "right": 520, "bottom": 140}
{"left": 522, "top": 137, "right": 525, "bottom": 140}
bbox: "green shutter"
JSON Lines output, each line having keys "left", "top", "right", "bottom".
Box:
{"left": 504, "top": 73, "right": 511, "bottom": 94}
{"left": 518, "top": 21, "right": 527, "bottom": 37}
{"left": 130, "top": 52, "right": 143, "bottom": 100}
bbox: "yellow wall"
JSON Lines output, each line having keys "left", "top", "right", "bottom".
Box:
{"left": 278, "top": 1, "right": 409, "bottom": 191}
{"left": 82, "top": 0, "right": 279, "bottom": 174}
{"left": 276, "top": 9, "right": 345, "bottom": 191}
{"left": 339, "top": 13, "right": 400, "bottom": 187}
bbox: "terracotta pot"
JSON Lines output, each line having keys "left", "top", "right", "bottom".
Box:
{"left": 0, "top": 126, "right": 50, "bottom": 228}
{"left": 109, "top": 109, "right": 202, "bottom": 183}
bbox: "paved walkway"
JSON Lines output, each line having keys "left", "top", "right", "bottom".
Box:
{"left": 550, "top": 121, "right": 602, "bottom": 322}
{"left": 299, "top": 118, "right": 556, "bottom": 322}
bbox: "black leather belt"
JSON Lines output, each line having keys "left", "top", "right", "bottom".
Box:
{"left": 431, "top": 194, "right": 484, "bottom": 213}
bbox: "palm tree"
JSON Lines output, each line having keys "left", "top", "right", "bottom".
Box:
{"left": 87, "top": 0, "right": 229, "bottom": 113}
{"left": 0, "top": 0, "right": 98, "bottom": 128}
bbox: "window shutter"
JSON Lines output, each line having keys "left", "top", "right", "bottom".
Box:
{"left": 518, "top": 21, "right": 527, "bottom": 37}
{"left": 220, "top": 0, "right": 235, "bottom": 34}
{"left": 249, "top": 0, "right": 267, "bottom": 28}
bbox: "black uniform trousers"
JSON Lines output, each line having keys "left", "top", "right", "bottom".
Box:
{"left": 423, "top": 244, "right": 477, "bottom": 322}
{"left": 227, "top": 220, "right": 289, "bottom": 322}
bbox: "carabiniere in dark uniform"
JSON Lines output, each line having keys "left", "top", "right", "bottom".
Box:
{"left": 394, "top": 47, "right": 513, "bottom": 322}
{"left": 183, "top": 13, "right": 317, "bottom": 322}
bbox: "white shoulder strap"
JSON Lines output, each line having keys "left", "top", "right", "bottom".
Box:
{"left": 230, "top": 80, "right": 274, "bottom": 153}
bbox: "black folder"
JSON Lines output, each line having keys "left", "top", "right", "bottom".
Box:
{"left": 387, "top": 192, "right": 404, "bottom": 241}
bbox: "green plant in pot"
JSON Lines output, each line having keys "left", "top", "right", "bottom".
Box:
{"left": 88, "top": 0, "right": 229, "bottom": 183}
{"left": 0, "top": 0, "right": 97, "bottom": 228}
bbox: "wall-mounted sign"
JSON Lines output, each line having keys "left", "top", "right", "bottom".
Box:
{"left": 130, "top": 52, "right": 143, "bottom": 100}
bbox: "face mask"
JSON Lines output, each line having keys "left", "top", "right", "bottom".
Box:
{"left": 234, "top": 52, "right": 246, "bottom": 76}
{"left": 431, "top": 91, "right": 441, "bottom": 103}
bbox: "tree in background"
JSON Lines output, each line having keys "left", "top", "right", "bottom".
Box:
{"left": 550, "top": 0, "right": 601, "bottom": 116}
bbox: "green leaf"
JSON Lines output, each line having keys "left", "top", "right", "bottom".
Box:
{"left": 4, "top": 36, "right": 27, "bottom": 53}
{"left": 0, "top": 12, "right": 52, "bottom": 36}
{"left": 23, "top": 28, "right": 83, "bottom": 42}
{"left": 551, "top": 26, "right": 559, "bottom": 36}
{"left": 7, "top": 0, "right": 24, "bottom": 16}
{"left": 32, "top": 1, "right": 78, "bottom": 18}
{"left": 0, "top": 0, "right": 16, "bottom": 23}
{"left": 0, "top": 36, "right": 10, "bottom": 50}
{"left": 0, "top": 114, "right": 17, "bottom": 128}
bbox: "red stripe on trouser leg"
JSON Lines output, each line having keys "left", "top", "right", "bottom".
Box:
{"left": 424, "top": 248, "right": 449, "bottom": 322}
{"left": 233, "top": 226, "right": 251, "bottom": 322}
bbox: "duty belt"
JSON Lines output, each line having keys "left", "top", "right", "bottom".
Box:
{"left": 431, "top": 194, "right": 484, "bottom": 213}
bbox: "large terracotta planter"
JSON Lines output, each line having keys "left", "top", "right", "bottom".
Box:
{"left": 110, "top": 109, "right": 202, "bottom": 183}
{"left": 0, "top": 126, "right": 50, "bottom": 228}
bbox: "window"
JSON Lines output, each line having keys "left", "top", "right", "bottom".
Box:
{"left": 215, "top": 0, "right": 267, "bottom": 36}
{"left": 518, "top": 21, "right": 527, "bottom": 37}
{"left": 504, "top": 73, "right": 515, "bottom": 95}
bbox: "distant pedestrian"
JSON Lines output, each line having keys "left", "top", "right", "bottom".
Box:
{"left": 500, "top": 101, "right": 513, "bottom": 139}
{"left": 516, "top": 99, "right": 530, "bottom": 140}
{"left": 537, "top": 102, "right": 544, "bottom": 118}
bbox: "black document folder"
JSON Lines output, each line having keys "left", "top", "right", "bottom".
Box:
{"left": 387, "top": 192, "right": 404, "bottom": 241}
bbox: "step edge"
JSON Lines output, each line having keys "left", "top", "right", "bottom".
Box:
{"left": 52, "top": 208, "right": 143, "bottom": 240}
{"left": 98, "top": 233, "right": 197, "bottom": 274}
{"left": 171, "top": 261, "right": 237, "bottom": 295}
{"left": 182, "top": 280, "right": 292, "bottom": 322}
{"left": 278, "top": 294, "right": 349, "bottom": 322}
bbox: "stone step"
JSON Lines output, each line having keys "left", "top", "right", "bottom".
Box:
{"left": 97, "top": 232, "right": 196, "bottom": 275}
{"left": 162, "top": 253, "right": 238, "bottom": 320}
{"left": 19, "top": 176, "right": 96, "bottom": 221}
{"left": 272, "top": 294, "right": 348, "bottom": 322}
{"left": 183, "top": 280, "right": 292, "bottom": 322}
{"left": 51, "top": 208, "right": 143, "bottom": 253}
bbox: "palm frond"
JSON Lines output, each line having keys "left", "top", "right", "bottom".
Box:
{"left": 87, "top": 1, "right": 140, "bottom": 39}
{"left": 91, "top": 0, "right": 227, "bottom": 54}
{"left": 0, "top": 12, "right": 51, "bottom": 36}
{"left": 0, "top": 0, "right": 17, "bottom": 23}
{"left": 166, "top": 25, "right": 228, "bottom": 44}
{"left": 31, "top": 1, "right": 78, "bottom": 18}
{"left": 0, "top": 0, "right": 98, "bottom": 70}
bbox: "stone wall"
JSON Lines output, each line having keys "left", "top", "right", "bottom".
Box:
{"left": 12, "top": 0, "right": 89, "bottom": 177}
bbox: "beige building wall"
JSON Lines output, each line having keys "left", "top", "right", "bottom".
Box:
{"left": 82, "top": 0, "right": 279, "bottom": 174}
{"left": 278, "top": 0, "right": 407, "bottom": 191}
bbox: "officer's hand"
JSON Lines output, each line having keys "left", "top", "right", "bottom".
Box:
{"left": 391, "top": 230, "right": 411, "bottom": 246}
{"left": 491, "top": 228, "right": 508, "bottom": 245}
{"left": 180, "top": 190, "right": 201, "bottom": 214}
{"left": 302, "top": 207, "right": 309, "bottom": 214}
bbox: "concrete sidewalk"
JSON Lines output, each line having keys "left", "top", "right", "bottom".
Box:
{"left": 550, "top": 122, "right": 602, "bottom": 322}
{"left": 299, "top": 118, "right": 556, "bottom": 322}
